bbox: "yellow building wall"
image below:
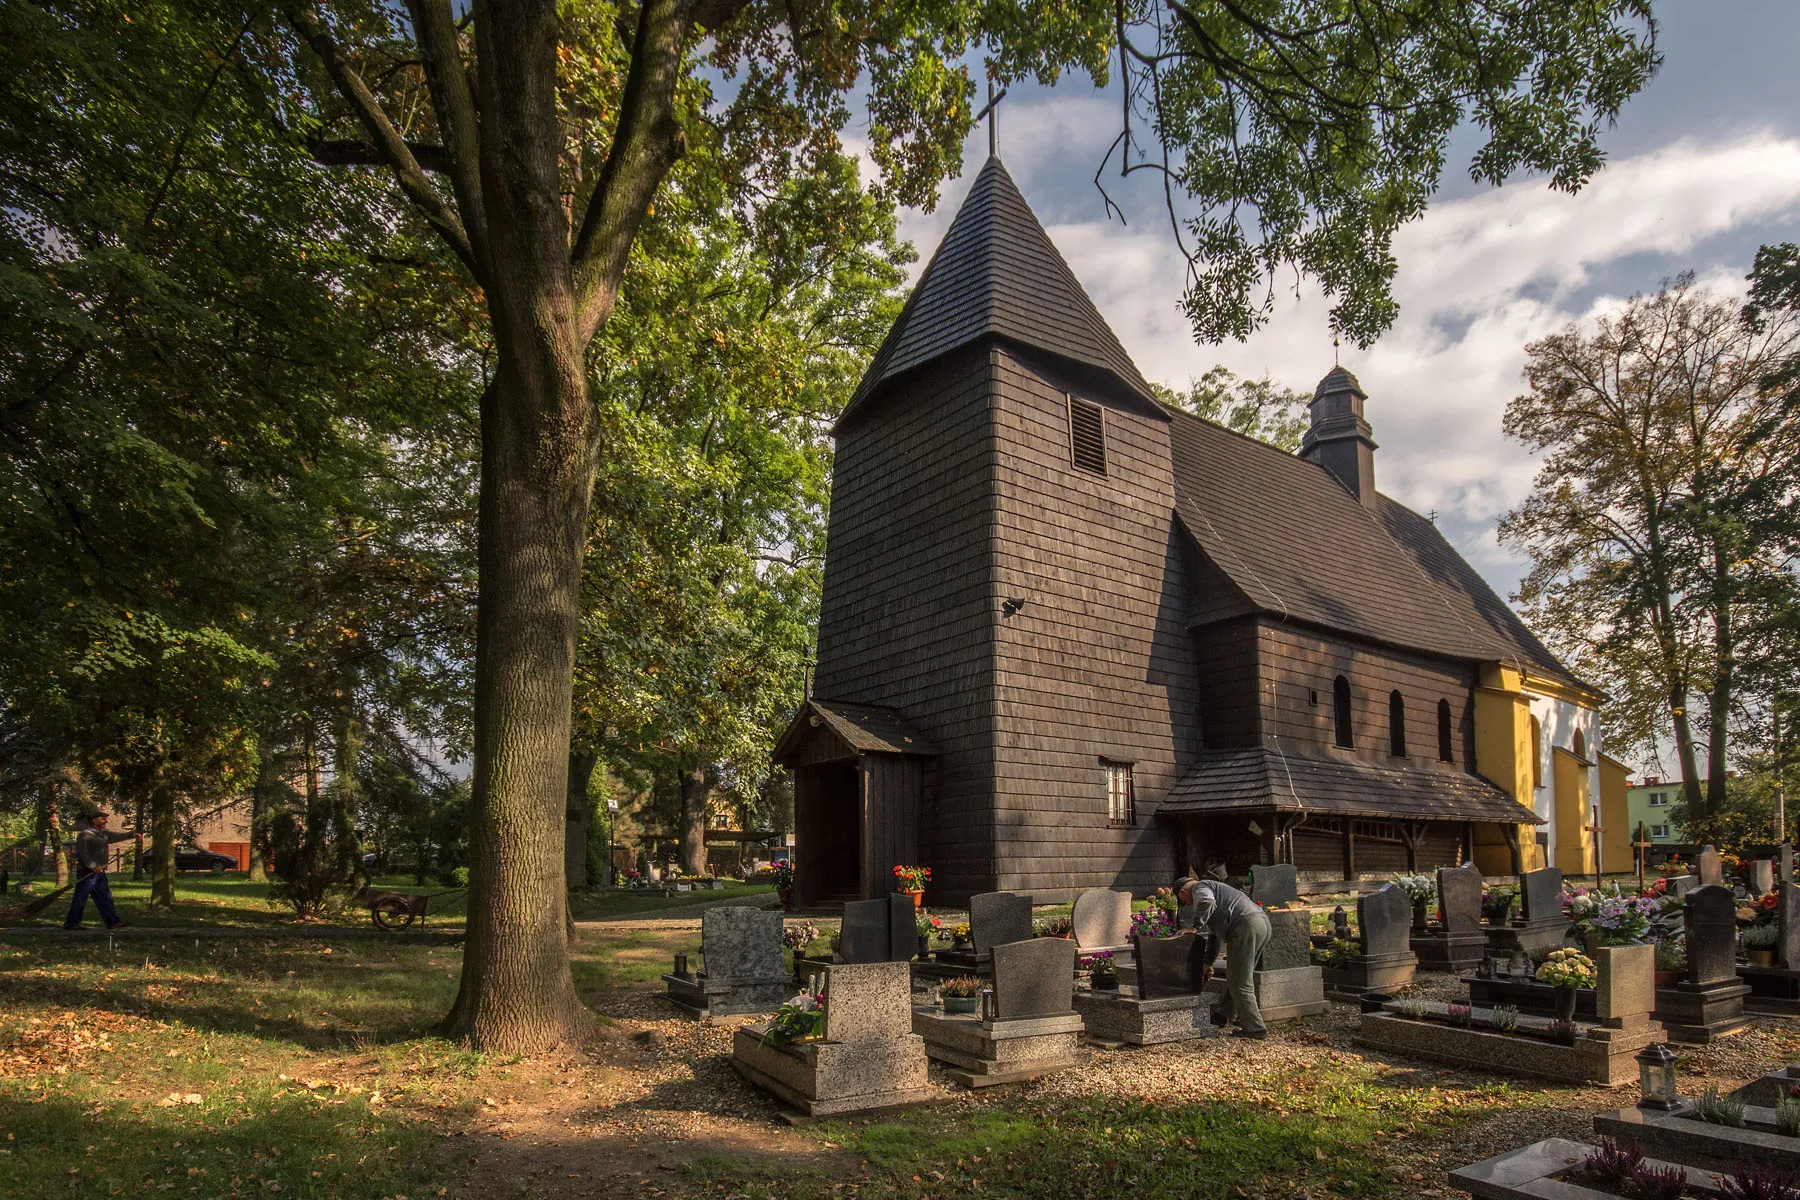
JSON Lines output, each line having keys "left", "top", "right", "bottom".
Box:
{"left": 1473, "top": 664, "right": 1542, "bottom": 874}
{"left": 1599, "top": 753, "right": 1632, "bottom": 872}
{"left": 1553, "top": 748, "right": 1594, "bottom": 876}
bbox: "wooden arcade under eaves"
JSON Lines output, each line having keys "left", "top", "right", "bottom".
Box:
{"left": 775, "top": 155, "right": 1620, "bottom": 906}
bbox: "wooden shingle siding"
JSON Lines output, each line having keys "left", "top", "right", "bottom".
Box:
{"left": 985, "top": 346, "right": 1199, "bottom": 900}
{"left": 1194, "top": 617, "right": 1261, "bottom": 748}
{"left": 817, "top": 345, "right": 998, "bottom": 902}
{"left": 1254, "top": 620, "right": 1478, "bottom": 771}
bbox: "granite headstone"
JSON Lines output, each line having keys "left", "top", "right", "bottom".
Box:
{"left": 839, "top": 894, "right": 915, "bottom": 964}
{"left": 1437, "top": 863, "right": 1483, "bottom": 935}
{"left": 1685, "top": 884, "right": 1738, "bottom": 986}
{"left": 1262, "top": 908, "right": 1312, "bottom": 970}
{"left": 1698, "top": 845, "right": 1724, "bottom": 888}
{"left": 823, "top": 962, "right": 913, "bottom": 1045}
{"left": 1250, "top": 863, "right": 1299, "bottom": 908}
{"left": 1070, "top": 889, "right": 1132, "bottom": 950}
{"left": 1358, "top": 883, "right": 1411, "bottom": 958}
{"left": 1781, "top": 880, "right": 1800, "bottom": 971}
{"left": 970, "top": 891, "right": 1034, "bottom": 953}
{"left": 1517, "top": 867, "right": 1565, "bottom": 923}
{"left": 1134, "top": 930, "right": 1211, "bottom": 1000}
{"left": 991, "top": 937, "right": 1076, "bottom": 1020}
{"left": 701, "top": 905, "right": 784, "bottom": 980}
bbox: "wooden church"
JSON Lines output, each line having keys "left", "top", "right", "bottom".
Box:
{"left": 774, "top": 156, "right": 1620, "bottom": 906}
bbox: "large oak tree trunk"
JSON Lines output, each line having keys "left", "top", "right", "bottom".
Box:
{"left": 566, "top": 750, "right": 597, "bottom": 890}
{"left": 679, "top": 762, "right": 708, "bottom": 877}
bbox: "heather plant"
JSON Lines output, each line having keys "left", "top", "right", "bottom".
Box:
{"left": 1628, "top": 1162, "right": 1689, "bottom": 1200}
{"left": 1490, "top": 1004, "right": 1520, "bottom": 1033}
{"left": 1700, "top": 1085, "right": 1748, "bottom": 1128}
{"left": 1777, "top": 1096, "right": 1800, "bottom": 1138}
{"left": 1582, "top": 1138, "right": 1645, "bottom": 1186}
{"left": 1720, "top": 1163, "right": 1800, "bottom": 1200}
{"left": 1395, "top": 997, "right": 1429, "bottom": 1020}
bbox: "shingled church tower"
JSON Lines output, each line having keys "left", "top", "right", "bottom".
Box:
{"left": 773, "top": 157, "right": 1199, "bottom": 905}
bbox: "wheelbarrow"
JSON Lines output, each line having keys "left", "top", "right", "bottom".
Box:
{"left": 360, "top": 886, "right": 466, "bottom": 931}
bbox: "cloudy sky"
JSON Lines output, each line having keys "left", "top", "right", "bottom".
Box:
{"left": 878, "top": 0, "right": 1800, "bottom": 600}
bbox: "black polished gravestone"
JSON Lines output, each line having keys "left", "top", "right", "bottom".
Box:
{"left": 1412, "top": 862, "right": 1486, "bottom": 972}
{"left": 1323, "top": 884, "right": 1417, "bottom": 997}
{"left": 1250, "top": 863, "right": 1299, "bottom": 908}
{"left": 1134, "top": 930, "right": 1213, "bottom": 1000}
{"left": 1485, "top": 866, "right": 1568, "bottom": 958}
{"left": 839, "top": 894, "right": 917, "bottom": 965}
{"left": 1653, "top": 883, "right": 1752, "bottom": 1043}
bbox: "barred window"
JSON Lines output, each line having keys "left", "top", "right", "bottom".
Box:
{"left": 1105, "top": 761, "right": 1135, "bottom": 827}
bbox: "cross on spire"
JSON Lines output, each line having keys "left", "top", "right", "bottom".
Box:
{"left": 975, "top": 79, "right": 1009, "bottom": 158}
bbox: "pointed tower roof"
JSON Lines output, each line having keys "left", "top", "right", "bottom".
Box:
{"left": 841, "top": 157, "right": 1155, "bottom": 423}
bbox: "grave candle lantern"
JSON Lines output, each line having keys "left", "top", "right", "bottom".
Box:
{"left": 673, "top": 953, "right": 691, "bottom": 980}
{"left": 1635, "top": 1042, "right": 1678, "bottom": 1110}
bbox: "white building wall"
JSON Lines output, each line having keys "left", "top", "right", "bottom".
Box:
{"left": 1525, "top": 690, "right": 1600, "bottom": 871}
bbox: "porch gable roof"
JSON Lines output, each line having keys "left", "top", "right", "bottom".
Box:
{"left": 772, "top": 698, "right": 938, "bottom": 766}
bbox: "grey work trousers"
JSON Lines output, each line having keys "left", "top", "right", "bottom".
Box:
{"left": 1214, "top": 909, "right": 1272, "bottom": 1034}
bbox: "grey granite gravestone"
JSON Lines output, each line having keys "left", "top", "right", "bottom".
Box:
{"left": 663, "top": 905, "right": 792, "bottom": 1018}
{"left": 914, "top": 938, "right": 1083, "bottom": 1085}
{"left": 1485, "top": 866, "right": 1568, "bottom": 958}
{"left": 1652, "top": 883, "right": 1752, "bottom": 1043}
{"left": 1413, "top": 862, "right": 1486, "bottom": 971}
{"left": 1698, "top": 845, "right": 1724, "bottom": 887}
{"left": 1518, "top": 867, "right": 1564, "bottom": 922}
{"left": 1781, "top": 845, "right": 1795, "bottom": 885}
{"left": 1071, "top": 889, "right": 1132, "bottom": 952}
{"left": 1250, "top": 863, "right": 1299, "bottom": 908}
{"left": 1323, "top": 884, "right": 1416, "bottom": 996}
{"left": 1135, "top": 930, "right": 1211, "bottom": 1000}
{"left": 732, "top": 961, "right": 935, "bottom": 1115}
{"left": 1360, "top": 884, "right": 1411, "bottom": 958}
{"left": 1781, "top": 880, "right": 1800, "bottom": 971}
{"left": 1752, "top": 859, "right": 1776, "bottom": 896}
{"left": 1594, "top": 942, "right": 1655, "bottom": 1026}
{"left": 1246, "top": 907, "right": 1328, "bottom": 1022}
{"left": 970, "top": 892, "right": 1034, "bottom": 954}
{"left": 992, "top": 937, "right": 1075, "bottom": 1020}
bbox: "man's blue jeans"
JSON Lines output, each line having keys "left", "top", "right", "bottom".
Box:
{"left": 64, "top": 871, "right": 121, "bottom": 929}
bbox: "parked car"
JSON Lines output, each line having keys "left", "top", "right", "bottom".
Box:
{"left": 136, "top": 846, "right": 238, "bottom": 874}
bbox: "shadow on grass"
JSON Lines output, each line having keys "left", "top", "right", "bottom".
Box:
{"left": 0, "top": 1077, "right": 460, "bottom": 1200}
{"left": 0, "top": 940, "right": 461, "bottom": 1050}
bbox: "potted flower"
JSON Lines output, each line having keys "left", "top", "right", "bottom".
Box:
{"left": 1576, "top": 893, "right": 1656, "bottom": 949}
{"left": 893, "top": 864, "right": 931, "bottom": 909}
{"left": 762, "top": 986, "right": 826, "bottom": 1046}
{"left": 771, "top": 860, "right": 795, "bottom": 910}
{"left": 940, "top": 976, "right": 984, "bottom": 1014}
{"left": 1035, "top": 915, "right": 1073, "bottom": 939}
{"left": 1131, "top": 906, "right": 1177, "bottom": 940}
{"left": 949, "top": 921, "right": 973, "bottom": 950}
{"left": 1742, "top": 923, "right": 1781, "bottom": 967}
{"left": 1083, "top": 951, "right": 1119, "bottom": 991}
{"left": 1535, "top": 948, "right": 1597, "bottom": 1020}
{"left": 915, "top": 912, "right": 941, "bottom": 959}
{"left": 1653, "top": 939, "right": 1686, "bottom": 988}
{"left": 1393, "top": 872, "right": 1437, "bottom": 931}
{"left": 1481, "top": 886, "right": 1516, "bottom": 926}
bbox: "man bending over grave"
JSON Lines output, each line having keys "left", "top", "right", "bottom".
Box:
{"left": 1175, "top": 875, "right": 1270, "bottom": 1039}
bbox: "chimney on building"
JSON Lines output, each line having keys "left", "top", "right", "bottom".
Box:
{"left": 1301, "top": 366, "right": 1378, "bottom": 505}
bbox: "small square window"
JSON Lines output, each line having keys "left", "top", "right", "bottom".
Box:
{"left": 1105, "top": 761, "right": 1135, "bottom": 827}
{"left": 1650, "top": 824, "right": 1670, "bottom": 839}
{"left": 1648, "top": 792, "right": 1667, "bottom": 806}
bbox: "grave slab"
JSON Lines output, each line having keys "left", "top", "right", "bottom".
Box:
{"left": 914, "top": 938, "right": 1078, "bottom": 1087}
{"left": 1413, "top": 863, "right": 1487, "bottom": 972}
{"left": 1357, "top": 1007, "right": 1664, "bottom": 1086}
{"left": 1448, "top": 1137, "right": 1715, "bottom": 1200}
{"left": 1485, "top": 867, "right": 1569, "bottom": 958}
{"left": 1073, "top": 987, "right": 1217, "bottom": 1045}
{"left": 1325, "top": 884, "right": 1416, "bottom": 996}
{"left": 1654, "top": 883, "right": 1753, "bottom": 1043}
{"left": 662, "top": 905, "right": 792, "bottom": 1018}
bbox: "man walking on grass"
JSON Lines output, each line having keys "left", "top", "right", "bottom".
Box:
{"left": 64, "top": 809, "right": 129, "bottom": 931}
{"left": 1176, "top": 874, "right": 1270, "bottom": 1039}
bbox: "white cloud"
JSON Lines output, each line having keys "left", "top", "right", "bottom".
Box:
{"left": 896, "top": 126, "right": 1800, "bottom": 597}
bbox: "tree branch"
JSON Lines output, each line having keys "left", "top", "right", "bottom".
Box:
{"left": 405, "top": 0, "right": 491, "bottom": 273}
{"left": 309, "top": 138, "right": 455, "bottom": 173}
{"left": 285, "top": 4, "right": 479, "bottom": 280}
